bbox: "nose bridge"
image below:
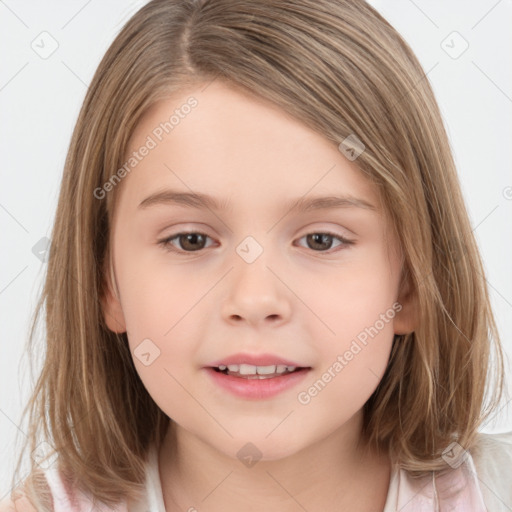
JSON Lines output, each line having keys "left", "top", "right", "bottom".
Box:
{"left": 221, "top": 234, "right": 291, "bottom": 325}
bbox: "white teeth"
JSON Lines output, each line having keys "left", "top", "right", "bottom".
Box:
{"left": 239, "top": 364, "right": 256, "bottom": 375}
{"left": 219, "top": 364, "right": 298, "bottom": 375}
{"left": 256, "top": 365, "right": 277, "bottom": 375}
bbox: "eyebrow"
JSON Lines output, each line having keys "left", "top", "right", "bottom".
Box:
{"left": 138, "top": 189, "right": 376, "bottom": 213}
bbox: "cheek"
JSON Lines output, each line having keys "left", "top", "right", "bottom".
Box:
{"left": 303, "top": 245, "right": 398, "bottom": 395}
{"left": 115, "top": 237, "right": 206, "bottom": 337}
{"left": 309, "top": 253, "right": 398, "bottom": 346}
{"left": 297, "top": 290, "right": 397, "bottom": 424}
{"left": 113, "top": 242, "right": 208, "bottom": 396}
{"left": 116, "top": 258, "right": 205, "bottom": 417}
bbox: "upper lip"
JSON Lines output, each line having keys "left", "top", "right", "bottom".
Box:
{"left": 207, "top": 353, "right": 308, "bottom": 368}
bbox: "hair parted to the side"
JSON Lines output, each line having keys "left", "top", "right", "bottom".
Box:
{"left": 10, "top": 0, "right": 506, "bottom": 509}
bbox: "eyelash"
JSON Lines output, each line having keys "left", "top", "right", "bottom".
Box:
{"left": 157, "top": 230, "right": 355, "bottom": 255}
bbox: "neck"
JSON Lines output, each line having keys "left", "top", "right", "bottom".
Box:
{"left": 158, "top": 413, "right": 391, "bottom": 512}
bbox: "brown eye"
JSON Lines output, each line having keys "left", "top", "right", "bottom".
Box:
{"left": 296, "top": 232, "right": 354, "bottom": 252}
{"left": 178, "top": 233, "right": 207, "bottom": 251}
{"left": 158, "top": 232, "right": 214, "bottom": 253}
{"left": 306, "top": 233, "right": 334, "bottom": 251}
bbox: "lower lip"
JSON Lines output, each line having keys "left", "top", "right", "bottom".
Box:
{"left": 204, "top": 367, "right": 311, "bottom": 399}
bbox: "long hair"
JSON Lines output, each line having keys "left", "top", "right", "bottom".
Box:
{"left": 10, "top": 0, "right": 505, "bottom": 509}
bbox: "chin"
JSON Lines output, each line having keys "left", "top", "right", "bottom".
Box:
{"left": 221, "top": 432, "right": 308, "bottom": 464}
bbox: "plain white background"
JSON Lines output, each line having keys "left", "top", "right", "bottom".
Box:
{"left": 1, "top": 0, "right": 511, "bottom": 498}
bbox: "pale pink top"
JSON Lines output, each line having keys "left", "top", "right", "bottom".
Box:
{"left": 43, "top": 431, "right": 512, "bottom": 511}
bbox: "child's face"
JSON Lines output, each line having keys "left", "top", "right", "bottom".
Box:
{"left": 103, "top": 80, "right": 414, "bottom": 460}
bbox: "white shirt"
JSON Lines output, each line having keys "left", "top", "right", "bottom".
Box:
{"left": 44, "top": 430, "right": 512, "bottom": 511}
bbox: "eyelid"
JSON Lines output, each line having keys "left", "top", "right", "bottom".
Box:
{"left": 157, "top": 230, "right": 216, "bottom": 254}
{"left": 292, "top": 230, "right": 354, "bottom": 253}
{"left": 157, "top": 228, "right": 355, "bottom": 255}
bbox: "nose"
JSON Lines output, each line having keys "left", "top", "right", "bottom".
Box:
{"left": 221, "top": 248, "right": 292, "bottom": 328}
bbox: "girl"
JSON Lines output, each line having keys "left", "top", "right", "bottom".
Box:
{"left": 3, "top": 0, "right": 511, "bottom": 510}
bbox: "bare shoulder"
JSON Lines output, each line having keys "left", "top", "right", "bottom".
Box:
{"left": 0, "top": 495, "right": 39, "bottom": 512}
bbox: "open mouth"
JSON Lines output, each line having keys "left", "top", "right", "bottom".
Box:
{"left": 205, "top": 363, "right": 312, "bottom": 399}
{"left": 210, "top": 364, "right": 309, "bottom": 379}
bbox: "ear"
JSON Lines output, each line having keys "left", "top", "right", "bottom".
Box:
{"left": 393, "top": 270, "right": 418, "bottom": 335}
{"left": 100, "top": 255, "right": 127, "bottom": 334}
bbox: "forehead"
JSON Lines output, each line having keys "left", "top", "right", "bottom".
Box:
{"left": 118, "top": 80, "right": 381, "bottom": 214}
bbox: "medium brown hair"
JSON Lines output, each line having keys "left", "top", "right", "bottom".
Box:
{"left": 9, "top": 0, "right": 506, "bottom": 509}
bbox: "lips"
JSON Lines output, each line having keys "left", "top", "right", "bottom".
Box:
{"left": 203, "top": 352, "right": 311, "bottom": 398}
{"left": 207, "top": 352, "right": 306, "bottom": 368}
{"left": 205, "top": 366, "right": 311, "bottom": 399}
